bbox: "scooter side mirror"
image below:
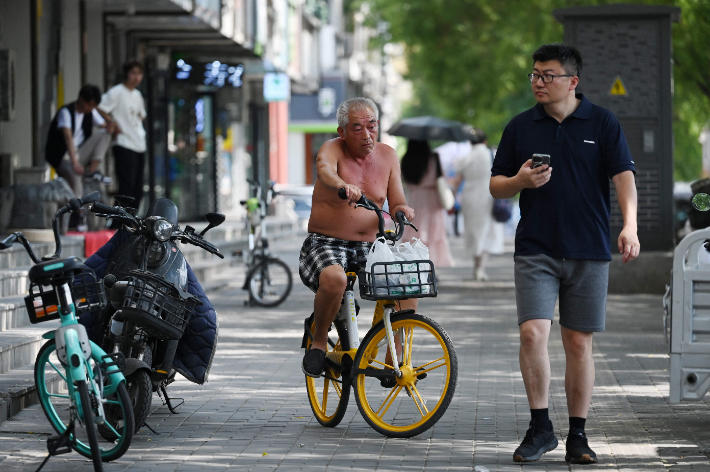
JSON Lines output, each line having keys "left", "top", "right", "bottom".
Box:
{"left": 199, "top": 213, "right": 226, "bottom": 237}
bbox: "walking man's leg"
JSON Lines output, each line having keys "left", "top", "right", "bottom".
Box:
{"left": 514, "top": 319, "right": 558, "bottom": 462}
{"left": 557, "top": 258, "right": 608, "bottom": 464}
{"left": 560, "top": 327, "right": 598, "bottom": 464}
{"left": 513, "top": 254, "right": 560, "bottom": 462}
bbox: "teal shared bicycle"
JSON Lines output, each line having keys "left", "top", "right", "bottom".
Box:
{"left": 0, "top": 192, "right": 134, "bottom": 471}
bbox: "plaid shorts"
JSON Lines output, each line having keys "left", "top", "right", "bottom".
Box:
{"left": 299, "top": 233, "right": 372, "bottom": 293}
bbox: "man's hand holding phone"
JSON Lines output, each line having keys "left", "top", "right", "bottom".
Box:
{"left": 518, "top": 154, "right": 552, "bottom": 189}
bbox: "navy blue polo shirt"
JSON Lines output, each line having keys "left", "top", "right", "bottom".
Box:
{"left": 492, "top": 94, "right": 635, "bottom": 260}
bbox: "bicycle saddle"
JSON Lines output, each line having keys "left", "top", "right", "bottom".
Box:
{"left": 346, "top": 259, "right": 366, "bottom": 274}
{"left": 29, "top": 256, "right": 88, "bottom": 285}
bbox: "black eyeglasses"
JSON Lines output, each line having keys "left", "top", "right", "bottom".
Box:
{"left": 528, "top": 73, "right": 574, "bottom": 84}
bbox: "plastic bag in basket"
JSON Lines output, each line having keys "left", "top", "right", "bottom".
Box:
{"left": 365, "top": 237, "right": 403, "bottom": 295}
{"left": 394, "top": 238, "right": 431, "bottom": 294}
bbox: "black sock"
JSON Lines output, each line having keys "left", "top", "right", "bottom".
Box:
{"left": 569, "top": 417, "right": 586, "bottom": 432}
{"left": 531, "top": 408, "right": 551, "bottom": 430}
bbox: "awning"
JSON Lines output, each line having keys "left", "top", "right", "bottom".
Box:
{"left": 288, "top": 122, "right": 338, "bottom": 134}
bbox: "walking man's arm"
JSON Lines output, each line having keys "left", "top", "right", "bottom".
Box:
{"left": 490, "top": 159, "right": 552, "bottom": 199}
{"left": 612, "top": 170, "right": 639, "bottom": 263}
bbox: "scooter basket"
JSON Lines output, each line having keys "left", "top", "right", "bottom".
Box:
{"left": 72, "top": 268, "right": 108, "bottom": 315}
{"left": 116, "top": 270, "right": 198, "bottom": 340}
{"left": 24, "top": 269, "right": 107, "bottom": 323}
{"left": 359, "top": 260, "right": 437, "bottom": 301}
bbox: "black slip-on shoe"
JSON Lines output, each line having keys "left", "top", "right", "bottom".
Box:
{"left": 302, "top": 348, "right": 326, "bottom": 378}
{"left": 565, "top": 429, "right": 597, "bottom": 464}
{"left": 513, "top": 419, "right": 558, "bottom": 462}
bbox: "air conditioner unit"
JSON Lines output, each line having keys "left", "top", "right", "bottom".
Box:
{"left": 0, "top": 49, "right": 16, "bottom": 122}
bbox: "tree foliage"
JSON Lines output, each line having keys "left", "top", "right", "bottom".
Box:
{"left": 366, "top": 0, "right": 710, "bottom": 180}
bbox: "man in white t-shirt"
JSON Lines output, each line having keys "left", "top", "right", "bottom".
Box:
{"left": 98, "top": 60, "right": 147, "bottom": 211}
{"left": 45, "top": 84, "right": 113, "bottom": 199}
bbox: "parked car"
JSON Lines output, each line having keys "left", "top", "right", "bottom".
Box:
{"left": 273, "top": 184, "right": 314, "bottom": 220}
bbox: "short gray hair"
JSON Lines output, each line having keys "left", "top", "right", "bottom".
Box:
{"left": 336, "top": 97, "right": 379, "bottom": 129}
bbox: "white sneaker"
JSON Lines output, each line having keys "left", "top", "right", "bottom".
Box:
{"left": 475, "top": 269, "right": 489, "bottom": 281}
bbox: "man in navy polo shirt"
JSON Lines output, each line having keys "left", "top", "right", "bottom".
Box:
{"left": 491, "top": 43, "right": 639, "bottom": 465}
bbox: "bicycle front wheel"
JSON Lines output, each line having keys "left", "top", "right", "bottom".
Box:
{"left": 35, "top": 340, "right": 134, "bottom": 462}
{"left": 77, "top": 380, "right": 103, "bottom": 471}
{"left": 248, "top": 257, "right": 293, "bottom": 307}
{"left": 353, "top": 313, "right": 457, "bottom": 438}
{"left": 305, "top": 316, "right": 351, "bottom": 427}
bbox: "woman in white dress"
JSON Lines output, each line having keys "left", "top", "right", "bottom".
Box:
{"left": 451, "top": 129, "right": 504, "bottom": 280}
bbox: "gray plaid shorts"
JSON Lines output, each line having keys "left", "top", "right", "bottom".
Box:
{"left": 299, "top": 233, "right": 372, "bottom": 293}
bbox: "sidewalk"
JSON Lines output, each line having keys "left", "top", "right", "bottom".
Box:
{"left": 0, "top": 235, "right": 707, "bottom": 471}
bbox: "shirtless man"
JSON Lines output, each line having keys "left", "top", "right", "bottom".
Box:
{"left": 300, "top": 97, "right": 415, "bottom": 377}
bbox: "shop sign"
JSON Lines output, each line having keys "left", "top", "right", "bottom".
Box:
{"left": 318, "top": 87, "right": 336, "bottom": 117}
{"left": 264, "top": 72, "right": 291, "bottom": 102}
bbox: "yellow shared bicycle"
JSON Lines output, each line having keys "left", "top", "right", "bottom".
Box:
{"left": 301, "top": 190, "right": 458, "bottom": 438}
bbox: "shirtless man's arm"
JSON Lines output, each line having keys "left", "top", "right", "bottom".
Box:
{"left": 315, "top": 140, "right": 362, "bottom": 205}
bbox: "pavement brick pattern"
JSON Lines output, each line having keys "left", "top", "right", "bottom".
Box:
{"left": 1, "top": 237, "right": 709, "bottom": 471}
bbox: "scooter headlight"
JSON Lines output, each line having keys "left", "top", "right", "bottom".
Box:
{"left": 146, "top": 216, "right": 173, "bottom": 242}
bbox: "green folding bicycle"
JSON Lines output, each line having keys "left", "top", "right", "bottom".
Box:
{"left": 0, "top": 192, "right": 134, "bottom": 471}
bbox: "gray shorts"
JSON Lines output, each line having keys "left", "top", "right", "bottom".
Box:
{"left": 514, "top": 254, "right": 609, "bottom": 332}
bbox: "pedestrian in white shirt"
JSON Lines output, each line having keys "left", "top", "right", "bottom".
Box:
{"left": 98, "top": 60, "right": 147, "bottom": 211}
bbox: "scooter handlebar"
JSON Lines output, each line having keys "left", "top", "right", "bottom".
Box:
{"left": 90, "top": 202, "right": 123, "bottom": 216}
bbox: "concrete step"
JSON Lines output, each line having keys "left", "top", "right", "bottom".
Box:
{"left": 0, "top": 295, "right": 33, "bottom": 332}
{"left": 0, "top": 269, "right": 29, "bottom": 298}
{"left": 0, "top": 322, "right": 59, "bottom": 375}
{"left": 0, "top": 362, "right": 64, "bottom": 422}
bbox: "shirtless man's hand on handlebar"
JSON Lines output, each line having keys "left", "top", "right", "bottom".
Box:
{"left": 340, "top": 183, "right": 362, "bottom": 206}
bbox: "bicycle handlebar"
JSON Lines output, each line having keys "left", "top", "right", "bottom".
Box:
{"left": 337, "top": 187, "right": 416, "bottom": 242}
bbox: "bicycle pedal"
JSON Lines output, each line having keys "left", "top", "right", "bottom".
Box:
{"left": 46, "top": 433, "right": 72, "bottom": 456}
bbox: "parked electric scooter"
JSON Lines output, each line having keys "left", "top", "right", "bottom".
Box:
{"left": 87, "top": 197, "right": 224, "bottom": 432}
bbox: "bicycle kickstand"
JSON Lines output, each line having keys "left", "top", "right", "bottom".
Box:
{"left": 36, "top": 421, "right": 75, "bottom": 471}
{"left": 158, "top": 385, "right": 184, "bottom": 414}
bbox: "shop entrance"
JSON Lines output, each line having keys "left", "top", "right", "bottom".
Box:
{"left": 166, "top": 88, "right": 217, "bottom": 221}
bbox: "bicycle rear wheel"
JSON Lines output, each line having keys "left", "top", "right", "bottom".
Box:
{"left": 35, "top": 340, "right": 134, "bottom": 462}
{"left": 248, "top": 257, "right": 293, "bottom": 307}
{"left": 353, "top": 313, "right": 457, "bottom": 438}
{"left": 304, "top": 315, "right": 351, "bottom": 427}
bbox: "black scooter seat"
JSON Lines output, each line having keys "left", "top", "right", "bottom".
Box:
{"left": 29, "top": 257, "right": 87, "bottom": 285}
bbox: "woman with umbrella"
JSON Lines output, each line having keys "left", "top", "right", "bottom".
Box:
{"left": 400, "top": 140, "right": 455, "bottom": 267}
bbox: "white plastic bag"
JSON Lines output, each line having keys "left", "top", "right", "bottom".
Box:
{"left": 366, "top": 238, "right": 403, "bottom": 295}
{"left": 395, "top": 238, "right": 431, "bottom": 294}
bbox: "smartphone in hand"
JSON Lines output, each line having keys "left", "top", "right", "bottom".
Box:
{"left": 531, "top": 153, "right": 551, "bottom": 169}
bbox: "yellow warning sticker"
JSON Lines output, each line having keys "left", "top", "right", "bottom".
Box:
{"left": 610, "top": 76, "right": 627, "bottom": 96}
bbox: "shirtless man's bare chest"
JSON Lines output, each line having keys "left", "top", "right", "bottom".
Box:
{"left": 309, "top": 141, "right": 392, "bottom": 241}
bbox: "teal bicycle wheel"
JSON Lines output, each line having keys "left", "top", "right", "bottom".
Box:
{"left": 34, "top": 339, "right": 134, "bottom": 462}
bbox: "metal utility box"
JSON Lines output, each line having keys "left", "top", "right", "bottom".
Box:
{"left": 665, "top": 227, "right": 710, "bottom": 403}
{"left": 554, "top": 5, "right": 680, "bottom": 251}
